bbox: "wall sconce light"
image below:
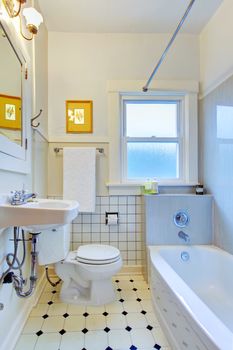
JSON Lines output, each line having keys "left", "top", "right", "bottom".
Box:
{"left": 2, "top": 0, "right": 43, "bottom": 40}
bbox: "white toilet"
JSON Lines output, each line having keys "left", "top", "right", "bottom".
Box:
{"left": 38, "top": 225, "right": 122, "bottom": 305}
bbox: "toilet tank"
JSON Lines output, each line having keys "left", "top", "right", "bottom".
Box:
{"left": 37, "top": 224, "right": 71, "bottom": 265}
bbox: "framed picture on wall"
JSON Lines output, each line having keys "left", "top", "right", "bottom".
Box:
{"left": 0, "top": 94, "right": 21, "bottom": 130}
{"left": 66, "top": 100, "right": 93, "bottom": 133}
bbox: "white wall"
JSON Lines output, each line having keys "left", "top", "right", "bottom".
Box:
{"left": 47, "top": 32, "right": 199, "bottom": 197}
{"left": 48, "top": 32, "right": 199, "bottom": 142}
{"left": 199, "top": 75, "right": 233, "bottom": 255}
{"left": 199, "top": 0, "right": 233, "bottom": 255}
{"left": 34, "top": 10, "right": 48, "bottom": 140}
{"left": 200, "top": 0, "right": 233, "bottom": 96}
{"left": 32, "top": 0, "right": 49, "bottom": 196}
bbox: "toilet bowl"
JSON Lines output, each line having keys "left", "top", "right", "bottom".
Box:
{"left": 38, "top": 226, "right": 122, "bottom": 305}
{"left": 55, "top": 244, "right": 122, "bottom": 305}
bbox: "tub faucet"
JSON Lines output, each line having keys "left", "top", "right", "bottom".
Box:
{"left": 178, "top": 231, "right": 190, "bottom": 244}
{"left": 10, "top": 189, "right": 37, "bottom": 205}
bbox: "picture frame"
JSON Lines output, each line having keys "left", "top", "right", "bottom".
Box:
{"left": 0, "top": 94, "right": 21, "bottom": 130}
{"left": 66, "top": 100, "right": 93, "bottom": 133}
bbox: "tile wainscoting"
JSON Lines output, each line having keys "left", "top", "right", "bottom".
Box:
{"left": 72, "top": 196, "right": 143, "bottom": 266}
{"left": 49, "top": 196, "right": 143, "bottom": 266}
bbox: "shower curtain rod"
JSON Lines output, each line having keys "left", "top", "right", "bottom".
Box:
{"left": 142, "top": 0, "right": 196, "bottom": 92}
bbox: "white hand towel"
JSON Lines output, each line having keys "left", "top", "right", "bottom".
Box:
{"left": 63, "top": 147, "right": 96, "bottom": 212}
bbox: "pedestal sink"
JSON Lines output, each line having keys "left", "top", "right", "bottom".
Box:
{"left": 0, "top": 197, "right": 79, "bottom": 231}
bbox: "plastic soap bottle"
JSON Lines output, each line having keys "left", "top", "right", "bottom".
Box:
{"left": 144, "top": 178, "right": 152, "bottom": 194}
{"left": 151, "top": 178, "right": 159, "bottom": 194}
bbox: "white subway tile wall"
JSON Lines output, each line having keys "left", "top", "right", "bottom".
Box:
{"left": 72, "top": 196, "right": 142, "bottom": 265}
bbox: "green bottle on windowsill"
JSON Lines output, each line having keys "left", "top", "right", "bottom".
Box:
{"left": 143, "top": 178, "right": 159, "bottom": 194}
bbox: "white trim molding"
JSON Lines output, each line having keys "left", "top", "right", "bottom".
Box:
{"left": 199, "top": 65, "right": 233, "bottom": 100}
{"left": 107, "top": 80, "right": 199, "bottom": 93}
{"left": 49, "top": 135, "right": 110, "bottom": 143}
{"left": 0, "top": 16, "right": 32, "bottom": 174}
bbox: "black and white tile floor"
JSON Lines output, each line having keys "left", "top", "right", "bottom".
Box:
{"left": 15, "top": 275, "right": 171, "bottom": 350}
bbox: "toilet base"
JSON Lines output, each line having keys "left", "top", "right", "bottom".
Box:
{"left": 59, "top": 278, "right": 116, "bottom": 306}
{"left": 55, "top": 250, "right": 122, "bottom": 306}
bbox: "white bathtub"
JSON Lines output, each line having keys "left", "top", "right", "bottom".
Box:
{"left": 148, "top": 245, "right": 233, "bottom": 350}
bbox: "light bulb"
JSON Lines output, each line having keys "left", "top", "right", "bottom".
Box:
{"left": 22, "top": 7, "right": 43, "bottom": 34}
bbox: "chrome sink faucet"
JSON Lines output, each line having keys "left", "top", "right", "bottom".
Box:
{"left": 10, "top": 188, "right": 37, "bottom": 205}
{"left": 178, "top": 231, "right": 190, "bottom": 244}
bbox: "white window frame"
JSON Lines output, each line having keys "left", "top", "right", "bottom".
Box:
{"left": 121, "top": 95, "right": 184, "bottom": 183}
{"left": 107, "top": 80, "right": 198, "bottom": 195}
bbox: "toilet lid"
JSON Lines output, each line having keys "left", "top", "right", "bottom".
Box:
{"left": 76, "top": 244, "right": 120, "bottom": 264}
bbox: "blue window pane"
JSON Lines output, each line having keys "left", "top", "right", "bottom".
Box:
{"left": 127, "top": 142, "right": 178, "bottom": 179}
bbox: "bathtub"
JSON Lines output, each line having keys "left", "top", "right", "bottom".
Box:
{"left": 148, "top": 245, "right": 233, "bottom": 350}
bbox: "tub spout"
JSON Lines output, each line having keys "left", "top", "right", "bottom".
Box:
{"left": 178, "top": 231, "right": 190, "bottom": 243}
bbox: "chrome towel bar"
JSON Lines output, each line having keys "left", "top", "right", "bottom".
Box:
{"left": 54, "top": 147, "right": 104, "bottom": 154}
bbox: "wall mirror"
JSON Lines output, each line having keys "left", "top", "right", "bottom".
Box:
{"left": 0, "top": 19, "right": 29, "bottom": 172}
{"left": 0, "top": 21, "right": 22, "bottom": 146}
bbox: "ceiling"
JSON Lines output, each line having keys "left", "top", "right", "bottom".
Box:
{"left": 38, "top": 0, "right": 223, "bottom": 34}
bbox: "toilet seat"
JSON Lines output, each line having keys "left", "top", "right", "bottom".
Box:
{"left": 76, "top": 244, "right": 121, "bottom": 265}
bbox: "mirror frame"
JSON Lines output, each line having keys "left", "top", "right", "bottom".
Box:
{"left": 0, "top": 17, "right": 31, "bottom": 173}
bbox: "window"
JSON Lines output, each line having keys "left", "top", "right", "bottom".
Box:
{"left": 122, "top": 97, "right": 184, "bottom": 182}
{"left": 108, "top": 82, "right": 198, "bottom": 194}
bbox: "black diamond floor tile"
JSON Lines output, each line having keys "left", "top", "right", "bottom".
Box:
{"left": 130, "top": 346, "right": 137, "bottom": 350}
{"left": 21, "top": 274, "right": 168, "bottom": 350}
{"left": 36, "top": 330, "right": 43, "bottom": 337}
{"left": 104, "top": 327, "right": 110, "bottom": 333}
{"left": 154, "top": 345, "right": 161, "bottom": 350}
{"left": 82, "top": 328, "right": 88, "bottom": 334}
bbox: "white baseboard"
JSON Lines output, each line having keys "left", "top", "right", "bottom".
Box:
{"left": 119, "top": 265, "right": 142, "bottom": 275}
{"left": 2, "top": 272, "right": 47, "bottom": 350}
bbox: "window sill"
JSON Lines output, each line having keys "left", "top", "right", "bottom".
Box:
{"left": 106, "top": 182, "right": 197, "bottom": 196}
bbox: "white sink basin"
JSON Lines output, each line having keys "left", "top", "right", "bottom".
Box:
{"left": 0, "top": 198, "right": 79, "bottom": 231}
